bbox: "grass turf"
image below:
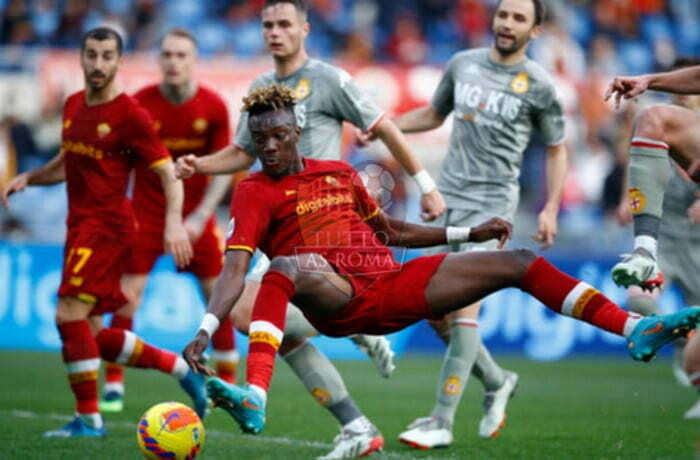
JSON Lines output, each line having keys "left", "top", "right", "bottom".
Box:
{"left": 0, "top": 351, "right": 697, "bottom": 459}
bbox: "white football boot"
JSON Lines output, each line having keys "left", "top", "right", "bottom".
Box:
{"left": 350, "top": 335, "right": 396, "bottom": 378}
{"left": 611, "top": 249, "right": 663, "bottom": 290}
{"left": 318, "top": 421, "right": 384, "bottom": 459}
{"left": 479, "top": 370, "right": 519, "bottom": 438}
{"left": 398, "top": 416, "right": 453, "bottom": 449}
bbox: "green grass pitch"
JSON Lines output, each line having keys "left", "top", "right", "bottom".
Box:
{"left": 1, "top": 351, "right": 697, "bottom": 459}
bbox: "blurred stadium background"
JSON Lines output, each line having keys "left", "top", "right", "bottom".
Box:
{"left": 1, "top": 0, "right": 693, "bottom": 359}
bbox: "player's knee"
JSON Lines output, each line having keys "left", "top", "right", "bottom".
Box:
{"left": 279, "top": 336, "right": 306, "bottom": 356}
{"left": 268, "top": 256, "right": 299, "bottom": 280}
{"left": 54, "top": 297, "right": 89, "bottom": 324}
{"left": 508, "top": 248, "right": 537, "bottom": 269}
{"left": 231, "top": 303, "right": 251, "bottom": 335}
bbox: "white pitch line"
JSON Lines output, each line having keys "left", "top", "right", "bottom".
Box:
{"left": 3, "top": 409, "right": 444, "bottom": 459}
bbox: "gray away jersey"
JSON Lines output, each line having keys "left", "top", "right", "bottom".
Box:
{"left": 235, "top": 58, "right": 384, "bottom": 160}
{"left": 659, "top": 167, "right": 700, "bottom": 241}
{"left": 432, "top": 48, "right": 565, "bottom": 216}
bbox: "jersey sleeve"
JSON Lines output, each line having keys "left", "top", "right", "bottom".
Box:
{"left": 125, "top": 105, "right": 171, "bottom": 167}
{"left": 326, "top": 68, "right": 384, "bottom": 132}
{"left": 350, "top": 169, "right": 381, "bottom": 221}
{"left": 431, "top": 58, "right": 456, "bottom": 116}
{"left": 233, "top": 111, "right": 254, "bottom": 156}
{"left": 225, "top": 181, "right": 271, "bottom": 254}
{"left": 210, "top": 94, "right": 232, "bottom": 152}
{"left": 534, "top": 83, "right": 566, "bottom": 146}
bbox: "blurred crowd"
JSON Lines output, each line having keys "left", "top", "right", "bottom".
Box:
{"left": 0, "top": 0, "right": 695, "bottom": 249}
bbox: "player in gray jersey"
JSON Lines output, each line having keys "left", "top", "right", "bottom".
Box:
{"left": 174, "top": 1, "right": 445, "bottom": 458}
{"left": 617, "top": 58, "right": 700, "bottom": 420}
{"left": 362, "top": 0, "right": 568, "bottom": 449}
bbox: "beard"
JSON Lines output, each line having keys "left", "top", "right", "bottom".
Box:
{"left": 85, "top": 69, "right": 116, "bottom": 90}
{"left": 494, "top": 34, "right": 529, "bottom": 57}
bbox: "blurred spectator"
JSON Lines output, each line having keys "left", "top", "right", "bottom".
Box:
{"left": 1, "top": 0, "right": 34, "bottom": 45}
{"left": 53, "top": 0, "right": 91, "bottom": 47}
{"left": 383, "top": 13, "right": 427, "bottom": 65}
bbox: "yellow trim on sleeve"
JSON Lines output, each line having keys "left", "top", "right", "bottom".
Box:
{"left": 362, "top": 207, "right": 381, "bottom": 222}
{"left": 148, "top": 157, "right": 171, "bottom": 169}
{"left": 227, "top": 245, "right": 254, "bottom": 254}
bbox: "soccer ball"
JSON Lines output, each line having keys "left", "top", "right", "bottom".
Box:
{"left": 136, "top": 401, "right": 205, "bottom": 460}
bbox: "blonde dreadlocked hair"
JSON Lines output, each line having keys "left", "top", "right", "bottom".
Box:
{"left": 241, "top": 83, "right": 296, "bottom": 116}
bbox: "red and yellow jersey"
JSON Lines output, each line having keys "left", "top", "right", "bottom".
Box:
{"left": 226, "top": 158, "right": 399, "bottom": 277}
{"left": 131, "top": 84, "right": 231, "bottom": 230}
{"left": 61, "top": 90, "right": 170, "bottom": 234}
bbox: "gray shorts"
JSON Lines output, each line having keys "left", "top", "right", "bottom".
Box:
{"left": 425, "top": 208, "right": 512, "bottom": 254}
{"left": 658, "top": 236, "right": 700, "bottom": 305}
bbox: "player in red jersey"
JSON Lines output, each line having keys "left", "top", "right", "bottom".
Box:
{"left": 99, "top": 28, "right": 238, "bottom": 413}
{"left": 182, "top": 84, "right": 700, "bottom": 443}
{"left": 1, "top": 27, "right": 207, "bottom": 438}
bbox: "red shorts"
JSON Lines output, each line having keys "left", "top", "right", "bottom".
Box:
{"left": 128, "top": 220, "right": 224, "bottom": 279}
{"left": 306, "top": 253, "right": 447, "bottom": 337}
{"left": 57, "top": 226, "right": 131, "bottom": 315}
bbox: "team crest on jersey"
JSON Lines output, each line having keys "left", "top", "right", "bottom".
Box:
{"left": 510, "top": 72, "right": 529, "bottom": 94}
{"left": 153, "top": 120, "right": 161, "bottom": 132}
{"left": 96, "top": 123, "right": 111, "bottom": 138}
{"left": 325, "top": 175, "right": 339, "bottom": 186}
{"left": 193, "top": 118, "right": 208, "bottom": 133}
{"left": 294, "top": 78, "right": 311, "bottom": 100}
{"left": 63, "top": 119, "right": 72, "bottom": 130}
{"left": 443, "top": 376, "right": 461, "bottom": 395}
{"left": 226, "top": 218, "right": 235, "bottom": 239}
{"left": 628, "top": 188, "right": 647, "bottom": 214}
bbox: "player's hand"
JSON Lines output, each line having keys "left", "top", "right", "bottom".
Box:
{"left": 1, "top": 172, "right": 30, "bottom": 209}
{"left": 355, "top": 128, "right": 378, "bottom": 147}
{"left": 470, "top": 217, "right": 512, "bottom": 248}
{"left": 184, "top": 211, "right": 207, "bottom": 242}
{"left": 604, "top": 75, "right": 650, "bottom": 108}
{"left": 688, "top": 193, "right": 700, "bottom": 223}
{"left": 175, "top": 154, "right": 198, "bottom": 180}
{"left": 164, "top": 221, "right": 194, "bottom": 268}
{"left": 616, "top": 200, "right": 633, "bottom": 226}
{"left": 183, "top": 331, "right": 216, "bottom": 376}
{"left": 532, "top": 206, "right": 558, "bottom": 250}
{"left": 420, "top": 189, "right": 446, "bottom": 222}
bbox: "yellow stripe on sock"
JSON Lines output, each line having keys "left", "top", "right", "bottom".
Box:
{"left": 249, "top": 331, "right": 281, "bottom": 350}
{"left": 216, "top": 362, "right": 238, "bottom": 373}
{"left": 572, "top": 288, "right": 599, "bottom": 319}
{"left": 126, "top": 338, "right": 144, "bottom": 366}
{"left": 69, "top": 370, "right": 98, "bottom": 384}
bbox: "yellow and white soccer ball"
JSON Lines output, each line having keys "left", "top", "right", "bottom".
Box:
{"left": 137, "top": 401, "right": 205, "bottom": 460}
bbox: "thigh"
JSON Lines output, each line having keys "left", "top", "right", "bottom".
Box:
{"left": 58, "top": 228, "right": 131, "bottom": 314}
{"left": 425, "top": 249, "right": 533, "bottom": 317}
{"left": 290, "top": 253, "right": 353, "bottom": 317}
{"left": 127, "top": 230, "right": 161, "bottom": 275}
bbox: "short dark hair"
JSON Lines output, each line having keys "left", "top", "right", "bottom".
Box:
{"left": 242, "top": 83, "right": 296, "bottom": 119}
{"left": 497, "top": 0, "right": 547, "bottom": 26}
{"left": 81, "top": 27, "right": 123, "bottom": 55}
{"left": 161, "top": 27, "right": 198, "bottom": 49}
{"left": 263, "top": 0, "right": 308, "bottom": 17}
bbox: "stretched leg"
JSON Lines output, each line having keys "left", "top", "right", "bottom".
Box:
{"left": 95, "top": 326, "right": 207, "bottom": 417}
{"left": 200, "top": 276, "right": 238, "bottom": 383}
{"left": 99, "top": 273, "right": 148, "bottom": 412}
{"left": 613, "top": 105, "right": 700, "bottom": 288}
{"left": 43, "top": 297, "right": 105, "bottom": 438}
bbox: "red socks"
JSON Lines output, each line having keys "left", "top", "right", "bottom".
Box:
{"left": 246, "top": 270, "right": 294, "bottom": 391}
{"left": 212, "top": 316, "right": 238, "bottom": 383}
{"left": 58, "top": 320, "right": 100, "bottom": 416}
{"left": 104, "top": 314, "right": 132, "bottom": 389}
{"left": 522, "top": 257, "right": 637, "bottom": 336}
{"left": 96, "top": 328, "right": 185, "bottom": 378}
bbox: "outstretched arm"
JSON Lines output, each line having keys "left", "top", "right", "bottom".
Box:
{"left": 366, "top": 211, "right": 512, "bottom": 249}
{"left": 183, "top": 250, "right": 251, "bottom": 374}
{"left": 605, "top": 66, "right": 700, "bottom": 106}
{"left": 1, "top": 151, "right": 66, "bottom": 208}
{"left": 176, "top": 144, "right": 256, "bottom": 179}
{"left": 393, "top": 105, "right": 447, "bottom": 133}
